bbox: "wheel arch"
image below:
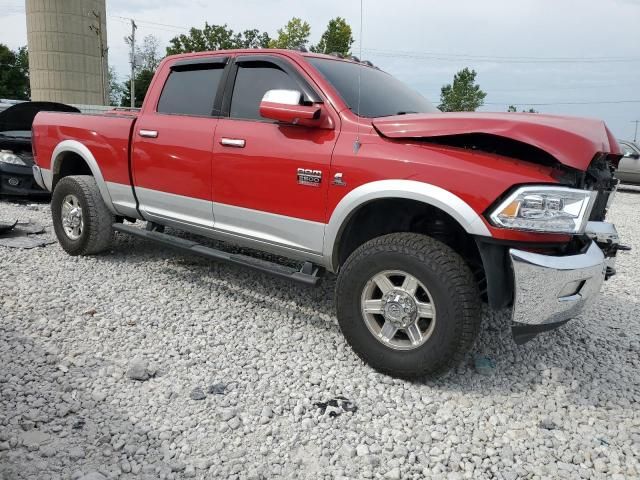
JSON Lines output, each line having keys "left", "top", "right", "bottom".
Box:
{"left": 49, "top": 140, "right": 116, "bottom": 214}
{"left": 324, "top": 180, "right": 492, "bottom": 273}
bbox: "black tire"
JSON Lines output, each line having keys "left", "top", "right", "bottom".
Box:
{"left": 51, "top": 175, "right": 114, "bottom": 256}
{"left": 335, "top": 233, "right": 481, "bottom": 378}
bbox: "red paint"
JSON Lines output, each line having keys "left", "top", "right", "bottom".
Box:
{"left": 32, "top": 49, "right": 619, "bottom": 246}
{"left": 131, "top": 112, "right": 218, "bottom": 201}
{"left": 373, "top": 112, "right": 620, "bottom": 171}
{"left": 212, "top": 118, "right": 337, "bottom": 222}
{"left": 32, "top": 111, "right": 134, "bottom": 185}
{"left": 259, "top": 101, "right": 321, "bottom": 124}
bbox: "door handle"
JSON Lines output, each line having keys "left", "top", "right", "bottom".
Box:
{"left": 139, "top": 129, "right": 158, "bottom": 138}
{"left": 220, "top": 138, "right": 246, "bottom": 148}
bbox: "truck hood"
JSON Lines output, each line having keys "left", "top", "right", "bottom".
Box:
{"left": 372, "top": 112, "right": 620, "bottom": 171}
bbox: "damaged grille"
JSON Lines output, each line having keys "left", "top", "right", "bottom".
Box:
{"left": 584, "top": 154, "right": 618, "bottom": 221}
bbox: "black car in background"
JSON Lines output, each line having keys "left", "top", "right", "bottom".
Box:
{"left": 0, "top": 101, "right": 80, "bottom": 198}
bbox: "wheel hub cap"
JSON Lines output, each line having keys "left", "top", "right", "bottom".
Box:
{"left": 67, "top": 208, "right": 81, "bottom": 228}
{"left": 360, "top": 270, "right": 437, "bottom": 351}
{"left": 382, "top": 291, "right": 417, "bottom": 328}
{"left": 61, "top": 194, "right": 83, "bottom": 240}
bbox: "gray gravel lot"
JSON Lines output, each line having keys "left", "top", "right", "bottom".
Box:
{"left": 0, "top": 191, "right": 639, "bottom": 480}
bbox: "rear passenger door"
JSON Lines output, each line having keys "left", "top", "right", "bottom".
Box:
{"left": 132, "top": 56, "right": 228, "bottom": 229}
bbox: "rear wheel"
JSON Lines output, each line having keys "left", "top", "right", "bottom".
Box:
{"left": 51, "top": 175, "right": 114, "bottom": 255}
{"left": 335, "top": 233, "right": 481, "bottom": 378}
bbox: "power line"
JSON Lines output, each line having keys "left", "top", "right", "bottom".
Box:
{"left": 419, "top": 81, "right": 639, "bottom": 94}
{"left": 480, "top": 81, "right": 640, "bottom": 93}
{"left": 485, "top": 100, "right": 640, "bottom": 106}
{"left": 110, "top": 15, "right": 187, "bottom": 33}
{"left": 360, "top": 49, "right": 640, "bottom": 64}
{"left": 358, "top": 46, "right": 640, "bottom": 62}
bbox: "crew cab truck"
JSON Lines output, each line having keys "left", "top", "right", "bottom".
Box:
{"left": 31, "top": 49, "right": 623, "bottom": 378}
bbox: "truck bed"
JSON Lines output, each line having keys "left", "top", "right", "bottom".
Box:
{"left": 32, "top": 111, "right": 137, "bottom": 187}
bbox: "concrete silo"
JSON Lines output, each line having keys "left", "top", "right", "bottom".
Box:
{"left": 25, "top": 0, "right": 108, "bottom": 105}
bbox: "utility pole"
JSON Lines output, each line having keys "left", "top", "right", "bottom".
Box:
{"left": 127, "top": 19, "right": 137, "bottom": 108}
{"left": 89, "top": 10, "right": 107, "bottom": 105}
{"left": 632, "top": 120, "right": 639, "bottom": 143}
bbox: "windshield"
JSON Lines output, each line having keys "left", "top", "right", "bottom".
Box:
{"left": 307, "top": 57, "right": 439, "bottom": 118}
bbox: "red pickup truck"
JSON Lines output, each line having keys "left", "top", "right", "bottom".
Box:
{"left": 32, "top": 49, "right": 623, "bottom": 378}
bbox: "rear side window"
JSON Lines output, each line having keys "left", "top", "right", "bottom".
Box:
{"left": 230, "top": 62, "right": 299, "bottom": 120}
{"left": 157, "top": 67, "right": 224, "bottom": 116}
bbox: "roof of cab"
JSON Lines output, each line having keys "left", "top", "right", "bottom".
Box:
{"left": 162, "top": 48, "right": 367, "bottom": 66}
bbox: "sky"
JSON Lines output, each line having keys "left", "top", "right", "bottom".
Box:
{"left": 1, "top": 0, "right": 639, "bottom": 139}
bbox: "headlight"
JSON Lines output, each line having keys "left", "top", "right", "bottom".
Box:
{"left": 489, "top": 186, "right": 596, "bottom": 234}
{"left": 0, "top": 150, "right": 26, "bottom": 166}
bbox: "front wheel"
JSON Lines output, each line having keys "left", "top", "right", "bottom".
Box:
{"left": 335, "top": 233, "right": 481, "bottom": 378}
{"left": 51, "top": 175, "right": 114, "bottom": 256}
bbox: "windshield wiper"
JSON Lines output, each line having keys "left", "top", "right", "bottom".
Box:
{"left": 395, "top": 111, "right": 418, "bottom": 115}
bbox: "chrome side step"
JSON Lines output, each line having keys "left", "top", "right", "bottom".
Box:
{"left": 113, "top": 223, "right": 322, "bottom": 287}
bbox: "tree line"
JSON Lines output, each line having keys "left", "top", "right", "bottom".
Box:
{"left": 0, "top": 15, "right": 538, "bottom": 114}
{"left": 114, "top": 17, "right": 355, "bottom": 107}
{"left": 0, "top": 44, "right": 30, "bottom": 100}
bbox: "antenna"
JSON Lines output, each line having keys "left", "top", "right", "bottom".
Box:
{"left": 354, "top": 0, "right": 363, "bottom": 153}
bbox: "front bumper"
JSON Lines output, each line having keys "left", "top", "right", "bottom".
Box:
{"left": 0, "top": 162, "right": 49, "bottom": 197}
{"left": 510, "top": 223, "right": 618, "bottom": 342}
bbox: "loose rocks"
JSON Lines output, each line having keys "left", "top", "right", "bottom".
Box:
{"left": 126, "top": 357, "right": 151, "bottom": 381}
{"left": 189, "top": 387, "right": 206, "bottom": 401}
{"left": 1, "top": 197, "right": 639, "bottom": 479}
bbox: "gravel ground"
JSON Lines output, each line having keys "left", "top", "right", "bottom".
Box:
{"left": 0, "top": 191, "right": 639, "bottom": 480}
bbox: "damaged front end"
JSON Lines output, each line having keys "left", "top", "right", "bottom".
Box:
{"left": 508, "top": 222, "right": 620, "bottom": 344}
{"left": 373, "top": 111, "right": 626, "bottom": 343}
{"left": 478, "top": 155, "right": 626, "bottom": 344}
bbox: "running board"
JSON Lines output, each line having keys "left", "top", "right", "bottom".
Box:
{"left": 113, "top": 223, "right": 322, "bottom": 287}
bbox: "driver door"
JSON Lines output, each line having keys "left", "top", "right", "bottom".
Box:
{"left": 212, "top": 55, "right": 338, "bottom": 254}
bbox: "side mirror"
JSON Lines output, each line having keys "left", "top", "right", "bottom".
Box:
{"left": 259, "top": 89, "right": 322, "bottom": 126}
{"left": 623, "top": 151, "right": 640, "bottom": 159}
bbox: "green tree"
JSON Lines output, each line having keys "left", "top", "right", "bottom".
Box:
{"left": 269, "top": 17, "right": 311, "bottom": 49}
{"left": 121, "top": 69, "right": 154, "bottom": 108}
{"left": 240, "top": 29, "right": 272, "bottom": 49}
{"left": 0, "top": 44, "right": 29, "bottom": 100}
{"left": 438, "top": 68, "right": 486, "bottom": 112}
{"left": 166, "top": 23, "right": 270, "bottom": 55}
{"left": 107, "top": 66, "right": 124, "bottom": 106}
{"left": 311, "top": 17, "right": 354, "bottom": 55}
{"left": 138, "top": 35, "right": 162, "bottom": 70}
{"left": 508, "top": 104, "right": 538, "bottom": 113}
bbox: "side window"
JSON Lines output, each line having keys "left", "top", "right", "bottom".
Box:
{"left": 157, "top": 66, "right": 224, "bottom": 116}
{"left": 230, "top": 62, "right": 300, "bottom": 120}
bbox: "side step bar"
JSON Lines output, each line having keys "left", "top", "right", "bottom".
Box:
{"left": 113, "top": 223, "right": 322, "bottom": 287}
